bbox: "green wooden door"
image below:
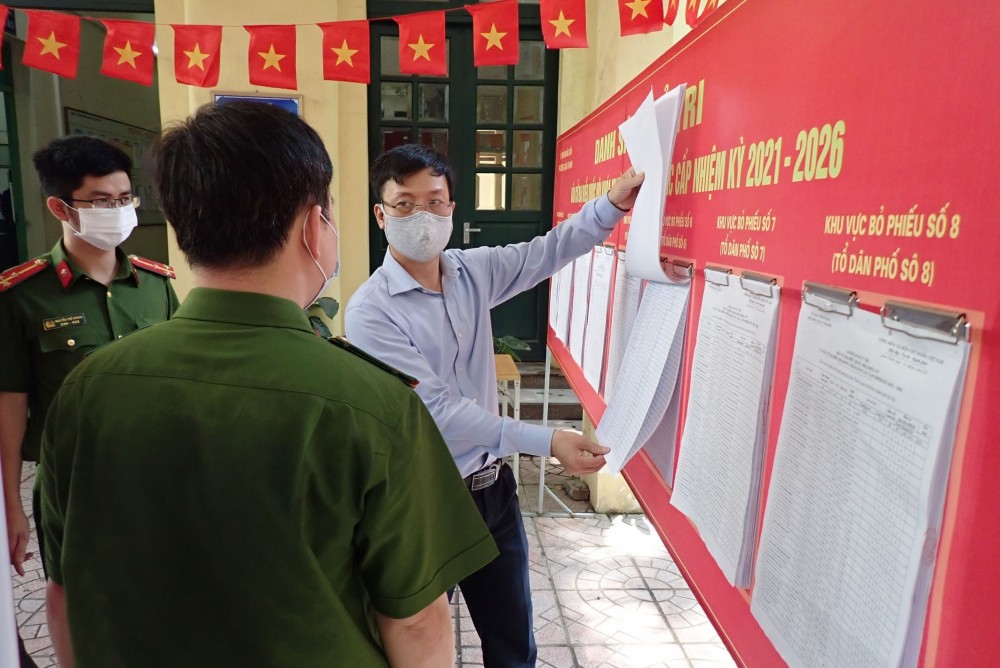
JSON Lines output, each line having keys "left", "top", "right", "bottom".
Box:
{"left": 368, "top": 3, "right": 558, "bottom": 361}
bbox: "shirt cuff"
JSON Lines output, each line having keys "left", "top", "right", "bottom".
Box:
{"left": 505, "top": 420, "right": 554, "bottom": 458}
{"left": 594, "top": 195, "right": 627, "bottom": 230}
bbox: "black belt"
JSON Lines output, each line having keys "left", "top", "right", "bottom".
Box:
{"left": 465, "top": 461, "right": 502, "bottom": 491}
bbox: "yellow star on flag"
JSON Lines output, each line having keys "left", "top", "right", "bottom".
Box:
{"left": 625, "top": 0, "right": 652, "bottom": 19}
{"left": 481, "top": 23, "right": 507, "bottom": 51}
{"left": 184, "top": 43, "right": 210, "bottom": 71}
{"left": 114, "top": 41, "right": 142, "bottom": 68}
{"left": 408, "top": 34, "right": 435, "bottom": 62}
{"left": 37, "top": 31, "right": 67, "bottom": 59}
{"left": 259, "top": 44, "right": 286, "bottom": 71}
{"left": 331, "top": 39, "right": 358, "bottom": 66}
{"left": 549, "top": 11, "right": 575, "bottom": 38}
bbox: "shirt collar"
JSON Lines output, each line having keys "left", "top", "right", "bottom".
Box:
{"left": 172, "top": 288, "right": 315, "bottom": 333}
{"left": 49, "top": 240, "right": 136, "bottom": 290}
{"left": 382, "top": 249, "right": 461, "bottom": 296}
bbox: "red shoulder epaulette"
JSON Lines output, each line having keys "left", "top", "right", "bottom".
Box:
{"left": 0, "top": 258, "right": 50, "bottom": 292}
{"left": 129, "top": 255, "right": 176, "bottom": 279}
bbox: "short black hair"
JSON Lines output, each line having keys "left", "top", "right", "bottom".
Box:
{"left": 153, "top": 101, "right": 333, "bottom": 269}
{"left": 33, "top": 136, "right": 132, "bottom": 200}
{"left": 370, "top": 144, "right": 455, "bottom": 202}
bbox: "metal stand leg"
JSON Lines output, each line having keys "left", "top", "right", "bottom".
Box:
{"left": 513, "top": 378, "right": 520, "bottom": 487}
{"left": 539, "top": 348, "right": 551, "bottom": 514}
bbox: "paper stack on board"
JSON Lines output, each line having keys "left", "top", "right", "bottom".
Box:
{"left": 597, "top": 85, "right": 691, "bottom": 476}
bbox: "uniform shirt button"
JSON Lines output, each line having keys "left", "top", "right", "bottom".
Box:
{"left": 107, "top": 291, "right": 113, "bottom": 298}
{"left": 458, "top": 366, "right": 464, "bottom": 372}
{"left": 472, "top": 398, "right": 478, "bottom": 404}
{"left": 117, "top": 335, "right": 123, "bottom": 339}
{"left": 458, "top": 332, "right": 463, "bottom": 338}
{"left": 67, "top": 339, "right": 76, "bottom": 347}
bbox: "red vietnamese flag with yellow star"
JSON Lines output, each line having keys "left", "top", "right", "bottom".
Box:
{"left": 394, "top": 11, "right": 446, "bottom": 76}
{"left": 540, "top": 0, "right": 587, "bottom": 49}
{"left": 245, "top": 25, "right": 297, "bottom": 90}
{"left": 22, "top": 10, "right": 80, "bottom": 78}
{"left": 618, "top": 0, "right": 664, "bottom": 36}
{"left": 0, "top": 6, "right": 9, "bottom": 69}
{"left": 665, "top": 0, "right": 680, "bottom": 26}
{"left": 466, "top": 0, "right": 519, "bottom": 67}
{"left": 172, "top": 25, "right": 222, "bottom": 88}
{"left": 686, "top": 0, "right": 717, "bottom": 28}
{"left": 100, "top": 20, "right": 155, "bottom": 86}
{"left": 318, "top": 20, "right": 370, "bottom": 84}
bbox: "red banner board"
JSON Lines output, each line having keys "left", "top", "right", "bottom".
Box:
{"left": 550, "top": 1, "right": 1000, "bottom": 665}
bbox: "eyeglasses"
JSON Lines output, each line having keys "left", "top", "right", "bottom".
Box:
{"left": 382, "top": 199, "right": 454, "bottom": 217}
{"left": 66, "top": 195, "right": 141, "bottom": 210}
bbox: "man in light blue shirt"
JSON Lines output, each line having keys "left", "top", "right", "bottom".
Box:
{"left": 346, "top": 145, "right": 643, "bottom": 667}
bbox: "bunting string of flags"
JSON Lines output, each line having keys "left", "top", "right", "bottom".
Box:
{"left": 0, "top": 0, "right": 718, "bottom": 90}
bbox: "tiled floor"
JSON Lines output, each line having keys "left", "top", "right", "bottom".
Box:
{"left": 12, "top": 460, "right": 735, "bottom": 668}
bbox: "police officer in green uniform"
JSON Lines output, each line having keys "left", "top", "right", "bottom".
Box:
{"left": 38, "top": 101, "right": 497, "bottom": 667}
{"left": 0, "top": 136, "right": 178, "bottom": 666}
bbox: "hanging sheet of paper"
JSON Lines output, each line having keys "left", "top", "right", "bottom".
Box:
{"left": 604, "top": 253, "right": 643, "bottom": 400}
{"left": 553, "top": 262, "right": 573, "bottom": 344}
{"left": 582, "top": 247, "right": 615, "bottom": 391}
{"left": 597, "top": 86, "right": 690, "bottom": 473}
{"left": 568, "top": 251, "right": 593, "bottom": 366}
{"left": 670, "top": 270, "right": 781, "bottom": 587}
{"left": 618, "top": 85, "right": 686, "bottom": 282}
{"left": 597, "top": 280, "right": 690, "bottom": 473}
{"left": 751, "top": 306, "right": 969, "bottom": 668}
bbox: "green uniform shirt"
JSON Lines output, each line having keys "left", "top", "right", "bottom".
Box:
{"left": 39, "top": 287, "right": 498, "bottom": 668}
{"left": 0, "top": 241, "right": 179, "bottom": 461}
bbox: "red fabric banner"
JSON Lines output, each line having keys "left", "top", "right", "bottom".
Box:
{"left": 22, "top": 10, "right": 80, "bottom": 79}
{"left": 686, "top": 0, "right": 717, "bottom": 28}
{"left": 618, "top": 0, "right": 664, "bottom": 36}
{"left": 172, "top": 25, "right": 222, "bottom": 88}
{"left": 318, "top": 20, "right": 370, "bottom": 84}
{"left": 394, "top": 11, "right": 447, "bottom": 76}
{"left": 245, "top": 24, "right": 297, "bottom": 90}
{"left": 100, "top": 20, "right": 155, "bottom": 86}
{"left": 665, "top": 0, "right": 680, "bottom": 26}
{"left": 540, "top": 0, "right": 588, "bottom": 49}
{"left": 466, "top": 0, "right": 520, "bottom": 67}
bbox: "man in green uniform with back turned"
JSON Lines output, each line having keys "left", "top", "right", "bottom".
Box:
{"left": 38, "top": 101, "right": 497, "bottom": 667}
{"left": 0, "top": 136, "right": 178, "bottom": 666}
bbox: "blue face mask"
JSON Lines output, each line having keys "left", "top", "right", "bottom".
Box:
{"left": 303, "top": 211, "right": 339, "bottom": 306}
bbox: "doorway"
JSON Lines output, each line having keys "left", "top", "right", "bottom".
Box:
{"left": 368, "top": 3, "right": 559, "bottom": 361}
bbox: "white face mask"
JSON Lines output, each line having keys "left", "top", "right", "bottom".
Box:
{"left": 382, "top": 206, "right": 453, "bottom": 263}
{"left": 68, "top": 204, "right": 138, "bottom": 251}
{"left": 303, "top": 211, "right": 339, "bottom": 307}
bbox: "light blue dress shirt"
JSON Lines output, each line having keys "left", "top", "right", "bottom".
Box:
{"left": 345, "top": 195, "right": 624, "bottom": 478}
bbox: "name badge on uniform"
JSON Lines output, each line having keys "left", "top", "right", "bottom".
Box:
{"left": 42, "top": 314, "right": 87, "bottom": 331}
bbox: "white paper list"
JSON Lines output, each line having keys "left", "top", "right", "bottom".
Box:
{"left": 670, "top": 275, "right": 781, "bottom": 587}
{"left": 604, "top": 255, "right": 643, "bottom": 400}
{"left": 597, "top": 280, "right": 690, "bottom": 473}
{"left": 567, "top": 251, "right": 593, "bottom": 365}
{"left": 582, "top": 248, "right": 615, "bottom": 391}
{"left": 752, "top": 306, "right": 969, "bottom": 668}
{"left": 618, "top": 86, "right": 685, "bottom": 282}
{"left": 553, "top": 262, "right": 573, "bottom": 344}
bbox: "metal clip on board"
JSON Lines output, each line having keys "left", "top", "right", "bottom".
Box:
{"left": 881, "top": 301, "right": 970, "bottom": 344}
{"left": 802, "top": 281, "right": 858, "bottom": 317}
{"left": 704, "top": 265, "right": 731, "bottom": 286}
{"left": 661, "top": 258, "right": 694, "bottom": 283}
{"left": 740, "top": 271, "right": 778, "bottom": 298}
